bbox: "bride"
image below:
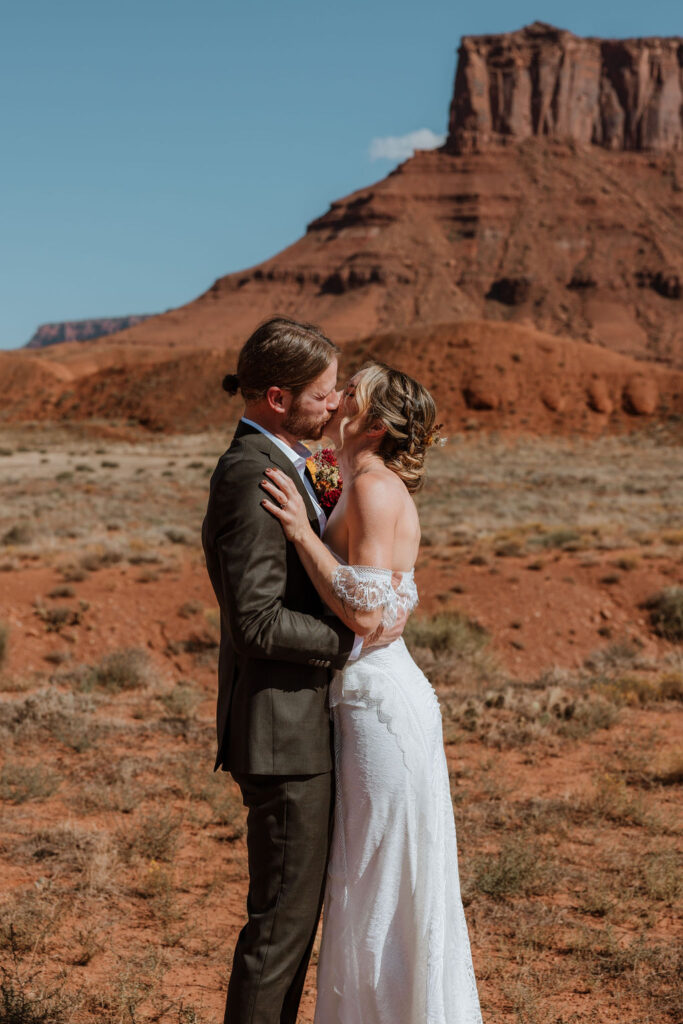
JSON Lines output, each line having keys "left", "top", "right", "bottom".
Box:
{"left": 260, "top": 362, "right": 483, "bottom": 1024}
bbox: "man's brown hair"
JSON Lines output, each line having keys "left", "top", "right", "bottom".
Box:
{"left": 223, "top": 317, "right": 339, "bottom": 401}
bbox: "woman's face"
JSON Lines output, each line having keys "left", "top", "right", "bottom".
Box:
{"left": 325, "top": 373, "right": 362, "bottom": 445}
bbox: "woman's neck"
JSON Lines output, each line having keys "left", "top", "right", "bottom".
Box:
{"left": 338, "top": 444, "right": 384, "bottom": 482}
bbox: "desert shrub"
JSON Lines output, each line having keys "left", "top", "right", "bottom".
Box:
{"left": 642, "top": 587, "right": 683, "bottom": 642}
{"left": 134, "top": 861, "right": 180, "bottom": 927}
{"left": 165, "top": 527, "right": 191, "bottom": 545}
{"left": 473, "top": 837, "right": 545, "bottom": 899}
{"left": 178, "top": 601, "right": 202, "bottom": 619}
{"left": 57, "top": 565, "right": 88, "bottom": 582}
{"left": 529, "top": 528, "right": 581, "bottom": 550}
{"left": 199, "top": 774, "right": 245, "bottom": 835}
{"left": 0, "top": 622, "right": 8, "bottom": 669}
{"left": 584, "top": 640, "right": 640, "bottom": 672}
{"left": 594, "top": 672, "right": 683, "bottom": 707}
{"left": 2, "top": 522, "right": 33, "bottom": 546}
{"left": 73, "top": 761, "right": 141, "bottom": 815}
{"left": 0, "top": 688, "right": 95, "bottom": 751}
{"left": 21, "top": 824, "right": 117, "bottom": 894}
{"left": 79, "top": 548, "right": 123, "bottom": 572}
{"left": 641, "top": 850, "right": 680, "bottom": 905}
{"left": 34, "top": 605, "right": 82, "bottom": 633}
{"left": 589, "top": 774, "right": 648, "bottom": 826}
{"left": 404, "top": 611, "right": 488, "bottom": 658}
{"left": 0, "top": 972, "right": 69, "bottom": 1024}
{"left": 46, "top": 585, "right": 74, "bottom": 599}
{"left": 158, "top": 681, "right": 200, "bottom": 720}
{"left": 0, "top": 764, "right": 59, "bottom": 804}
{"left": 658, "top": 672, "right": 683, "bottom": 701}
{"left": 128, "top": 552, "right": 161, "bottom": 565}
{"left": 86, "top": 648, "right": 154, "bottom": 693}
{"left": 120, "top": 809, "right": 182, "bottom": 862}
{"left": 611, "top": 555, "right": 639, "bottom": 571}
{"left": 0, "top": 891, "right": 58, "bottom": 954}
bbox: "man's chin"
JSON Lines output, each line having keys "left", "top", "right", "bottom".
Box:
{"left": 306, "top": 419, "right": 333, "bottom": 441}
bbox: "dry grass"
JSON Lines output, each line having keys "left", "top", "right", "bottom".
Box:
{"left": 643, "top": 586, "right": 683, "bottom": 642}
{"left": 0, "top": 426, "right": 681, "bottom": 1023}
{"left": 0, "top": 764, "right": 60, "bottom": 804}
{"left": 0, "top": 621, "right": 8, "bottom": 670}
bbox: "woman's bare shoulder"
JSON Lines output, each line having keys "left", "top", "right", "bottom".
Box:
{"left": 346, "top": 467, "right": 412, "bottom": 515}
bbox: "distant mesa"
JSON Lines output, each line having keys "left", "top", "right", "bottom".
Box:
{"left": 447, "top": 21, "right": 683, "bottom": 154}
{"left": 25, "top": 315, "right": 154, "bottom": 349}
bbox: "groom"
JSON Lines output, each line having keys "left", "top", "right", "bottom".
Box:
{"left": 202, "top": 317, "right": 403, "bottom": 1024}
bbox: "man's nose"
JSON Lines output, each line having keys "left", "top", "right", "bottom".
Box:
{"left": 327, "top": 389, "right": 342, "bottom": 411}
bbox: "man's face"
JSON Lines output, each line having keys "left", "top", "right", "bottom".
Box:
{"left": 282, "top": 359, "right": 340, "bottom": 440}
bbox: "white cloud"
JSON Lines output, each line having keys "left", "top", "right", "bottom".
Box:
{"left": 369, "top": 128, "right": 445, "bottom": 162}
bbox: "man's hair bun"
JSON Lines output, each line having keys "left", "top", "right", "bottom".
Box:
{"left": 222, "top": 373, "right": 240, "bottom": 396}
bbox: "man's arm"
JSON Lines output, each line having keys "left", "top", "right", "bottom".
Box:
{"left": 210, "top": 454, "right": 355, "bottom": 669}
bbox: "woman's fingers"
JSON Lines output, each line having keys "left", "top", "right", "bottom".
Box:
{"left": 261, "top": 477, "right": 288, "bottom": 505}
{"left": 265, "top": 466, "right": 296, "bottom": 495}
{"left": 261, "top": 497, "right": 282, "bottom": 517}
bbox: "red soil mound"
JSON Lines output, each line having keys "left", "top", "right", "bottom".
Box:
{"left": 2, "top": 321, "right": 681, "bottom": 437}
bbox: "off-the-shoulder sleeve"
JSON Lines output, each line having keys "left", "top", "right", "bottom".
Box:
{"left": 331, "top": 565, "right": 418, "bottom": 628}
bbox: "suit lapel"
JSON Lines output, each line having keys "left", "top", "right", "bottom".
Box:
{"left": 232, "top": 422, "right": 321, "bottom": 537}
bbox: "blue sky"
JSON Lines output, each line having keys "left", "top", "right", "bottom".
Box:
{"left": 1, "top": 1, "right": 680, "bottom": 349}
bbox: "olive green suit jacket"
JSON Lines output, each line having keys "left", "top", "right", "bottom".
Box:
{"left": 202, "top": 421, "right": 355, "bottom": 775}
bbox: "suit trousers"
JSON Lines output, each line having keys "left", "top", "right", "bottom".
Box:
{"left": 224, "top": 770, "right": 334, "bottom": 1024}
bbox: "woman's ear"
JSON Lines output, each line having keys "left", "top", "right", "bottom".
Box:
{"left": 366, "top": 419, "right": 387, "bottom": 440}
{"left": 265, "top": 386, "right": 288, "bottom": 414}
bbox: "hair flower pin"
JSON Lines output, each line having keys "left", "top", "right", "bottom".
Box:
{"left": 425, "top": 423, "right": 447, "bottom": 448}
{"left": 306, "top": 447, "right": 343, "bottom": 511}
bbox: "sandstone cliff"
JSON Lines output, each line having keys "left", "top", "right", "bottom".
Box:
{"left": 26, "top": 315, "right": 153, "bottom": 349}
{"left": 447, "top": 22, "right": 683, "bottom": 154}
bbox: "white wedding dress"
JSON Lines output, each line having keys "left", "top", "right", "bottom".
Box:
{"left": 314, "top": 564, "right": 483, "bottom": 1024}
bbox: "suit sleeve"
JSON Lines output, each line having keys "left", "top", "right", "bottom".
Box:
{"left": 208, "top": 453, "right": 355, "bottom": 669}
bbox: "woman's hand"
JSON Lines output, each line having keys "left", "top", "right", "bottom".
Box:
{"left": 260, "top": 467, "right": 311, "bottom": 543}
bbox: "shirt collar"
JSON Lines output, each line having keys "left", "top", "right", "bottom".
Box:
{"left": 240, "top": 417, "right": 311, "bottom": 473}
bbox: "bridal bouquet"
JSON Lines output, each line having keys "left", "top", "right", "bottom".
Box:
{"left": 306, "top": 448, "right": 342, "bottom": 512}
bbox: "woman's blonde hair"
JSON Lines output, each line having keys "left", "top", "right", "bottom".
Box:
{"left": 346, "top": 362, "right": 438, "bottom": 493}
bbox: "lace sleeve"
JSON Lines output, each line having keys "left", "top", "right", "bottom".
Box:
{"left": 331, "top": 565, "right": 418, "bottom": 628}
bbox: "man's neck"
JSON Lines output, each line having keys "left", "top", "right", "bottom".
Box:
{"left": 241, "top": 410, "right": 300, "bottom": 450}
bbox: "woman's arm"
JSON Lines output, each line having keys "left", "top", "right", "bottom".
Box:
{"left": 260, "top": 466, "right": 397, "bottom": 636}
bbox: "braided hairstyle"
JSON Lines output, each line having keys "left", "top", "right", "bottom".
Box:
{"left": 350, "top": 363, "right": 438, "bottom": 493}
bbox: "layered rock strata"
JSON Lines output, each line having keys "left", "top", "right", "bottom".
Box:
{"left": 447, "top": 21, "right": 683, "bottom": 153}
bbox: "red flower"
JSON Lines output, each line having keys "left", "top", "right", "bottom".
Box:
{"left": 322, "top": 487, "right": 342, "bottom": 510}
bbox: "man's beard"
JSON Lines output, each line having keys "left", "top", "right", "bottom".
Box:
{"left": 283, "top": 400, "right": 329, "bottom": 441}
